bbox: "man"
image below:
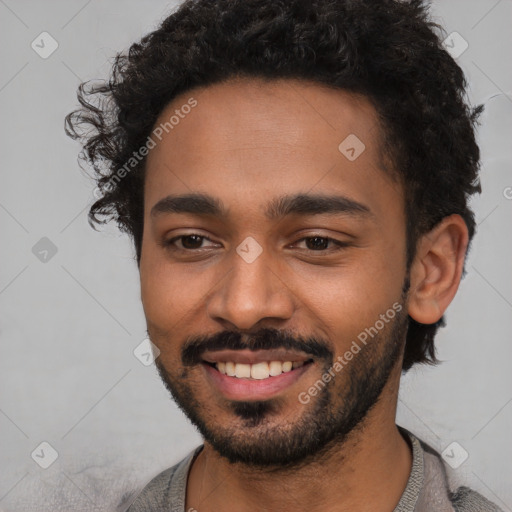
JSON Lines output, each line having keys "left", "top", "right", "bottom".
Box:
{"left": 66, "top": 0, "right": 502, "bottom": 510}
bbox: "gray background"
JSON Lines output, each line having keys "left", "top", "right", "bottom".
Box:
{"left": 1, "top": 0, "right": 511, "bottom": 510}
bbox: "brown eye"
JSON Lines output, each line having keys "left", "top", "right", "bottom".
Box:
{"left": 294, "top": 236, "right": 348, "bottom": 252}
{"left": 163, "top": 234, "right": 217, "bottom": 251}
{"left": 180, "top": 235, "right": 205, "bottom": 249}
{"left": 305, "top": 236, "right": 330, "bottom": 250}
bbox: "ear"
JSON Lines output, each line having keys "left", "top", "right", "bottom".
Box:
{"left": 408, "top": 214, "right": 469, "bottom": 324}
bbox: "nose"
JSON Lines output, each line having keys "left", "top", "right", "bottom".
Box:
{"left": 206, "top": 243, "right": 295, "bottom": 331}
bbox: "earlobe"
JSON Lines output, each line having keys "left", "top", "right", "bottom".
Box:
{"left": 407, "top": 214, "right": 469, "bottom": 325}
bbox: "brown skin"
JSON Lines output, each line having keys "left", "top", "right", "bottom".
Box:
{"left": 139, "top": 77, "right": 468, "bottom": 512}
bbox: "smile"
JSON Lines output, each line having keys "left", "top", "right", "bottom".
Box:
{"left": 205, "top": 359, "right": 314, "bottom": 380}
{"left": 200, "top": 348, "right": 316, "bottom": 400}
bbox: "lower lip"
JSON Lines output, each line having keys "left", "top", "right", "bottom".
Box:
{"left": 202, "top": 362, "right": 313, "bottom": 401}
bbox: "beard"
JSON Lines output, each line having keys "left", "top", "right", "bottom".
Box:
{"left": 154, "top": 279, "right": 410, "bottom": 471}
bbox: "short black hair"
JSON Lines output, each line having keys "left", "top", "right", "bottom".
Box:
{"left": 65, "top": 0, "right": 483, "bottom": 372}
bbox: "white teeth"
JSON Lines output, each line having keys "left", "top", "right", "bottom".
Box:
{"left": 214, "top": 360, "right": 308, "bottom": 379}
{"left": 282, "top": 361, "right": 293, "bottom": 372}
{"left": 250, "top": 362, "right": 270, "bottom": 379}
{"left": 235, "top": 363, "right": 251, "bottom": 378}
{"left": 269, "top": 360, "right": 283, "bottom": 376}
{"left": 225, "top": 361, "right": 236, "bottom": 376}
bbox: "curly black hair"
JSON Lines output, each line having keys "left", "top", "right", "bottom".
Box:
{"left": 65, "top": 0, "right": 483, "bottom": 372}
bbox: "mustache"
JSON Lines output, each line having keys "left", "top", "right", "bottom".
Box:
{"left": 181, "top": 327, "right": 332, "bottom": 367}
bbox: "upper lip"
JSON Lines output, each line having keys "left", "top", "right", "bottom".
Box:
{"left": 201, "top": 349, "right": 313, "bottom": 365}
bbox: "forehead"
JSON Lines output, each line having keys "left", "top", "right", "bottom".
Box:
{"left": 143, "top": 77, "right": 401, "bottom": 226}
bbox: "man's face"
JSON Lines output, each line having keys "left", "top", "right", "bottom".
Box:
{"left": 139, "top": 78, "right": 409, "bottom": 467}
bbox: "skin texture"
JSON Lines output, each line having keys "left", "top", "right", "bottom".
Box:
{"left": 139, "top": 77, "right": 469, "bottom": 512}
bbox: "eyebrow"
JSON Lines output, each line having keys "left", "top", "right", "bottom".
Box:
{"left": 150, "top": 192, "right": 373, "bottom": 221}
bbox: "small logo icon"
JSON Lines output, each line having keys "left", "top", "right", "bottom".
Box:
{"left": 441, "top": 441, "right": 469, "bottom": 469}
{"left": 32, "top": 237, "right": 58, "bottom": 263}
{"left": 31, "top": 32, "right": 59, "bottom": 59}
{"left": 236, "top": 236, "right": 263, "bottom": 263}
{"left": 443, "top": 32, "right": 468, "bottom": 59}
{"left": 134, "top": 338, "right": 161, "bottom": 366}
{"left": 338, "top": 134, "right": 366, "bottom": 161}
{"left": 31, "top": 441, "right": 59, "bottom": 469}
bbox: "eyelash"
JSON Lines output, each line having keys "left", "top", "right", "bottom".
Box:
{"left": 162, "top": 234, "right": 349, "bottom": 254}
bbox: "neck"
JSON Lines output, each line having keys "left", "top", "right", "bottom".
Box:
{"left": 186, "top": 371, "right": 412, "bottom": 512}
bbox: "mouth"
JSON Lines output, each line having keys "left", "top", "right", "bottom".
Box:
{"left": 203, "top": 358, "right": 314, "bottom": 379}
{"left": 201, "top": 352, "right": 315, "bottom": 401}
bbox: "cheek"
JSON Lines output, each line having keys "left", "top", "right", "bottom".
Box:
{"left": 139, "top": 248, "right": 221, "bottom": 332}
{"left": 140, "top": 261, "right": 197, "bottom": 367}
{"left": 140, "top": 243, "right": 181, "bottom": 327}
{"left": 140, "top": 263, "right": 189, "bottom": 328}
{"left": 297, "top": 248, "right": 405, "bottom": 344}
